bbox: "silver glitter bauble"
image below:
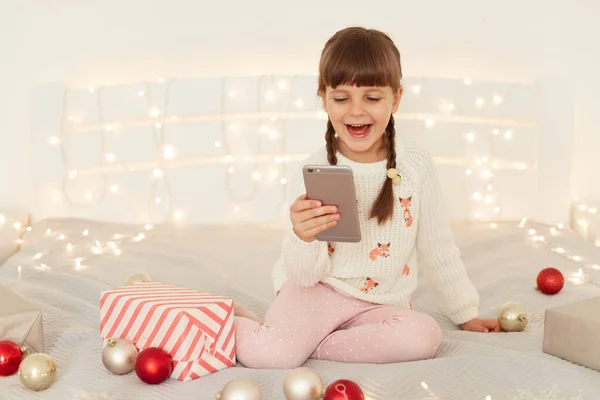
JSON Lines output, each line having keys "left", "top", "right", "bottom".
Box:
{"left": 125, "top": 272, "right": 151, "bottom": 285}
{"left": 498, "top": 301, "right": 530, "bottom": 332}
{"left": 18, "top": 353, "right": 56, "bottom": 391}
{"left": 216, "top": 378, "right": 262, "bottom": 400}
{"left": 283, "top": 367, "right": 324, "bottom": 400}
{"left": 102, "top": 338, "right": 138, "bottom": 375}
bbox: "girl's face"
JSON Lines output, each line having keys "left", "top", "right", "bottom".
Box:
{"left": 322, "top": 85, "right": 402, "bottom": 162}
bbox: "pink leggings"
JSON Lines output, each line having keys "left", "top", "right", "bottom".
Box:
{"left": 235, "top": 282, "right": 443, "bottom": 369}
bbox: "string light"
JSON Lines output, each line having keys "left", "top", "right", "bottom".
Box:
{"left": 55, "top": 75, "right": 534, "bottom": 224}
{"left": 519, "top": 219, "right": 597, "bottom": 285}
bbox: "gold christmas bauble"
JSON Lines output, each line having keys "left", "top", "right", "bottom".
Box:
{"left": 18, "top": 353, "right": 56, "bottom": 391}
{"left": 125, "top": 272, "right": 151, "bottom": 285}
{"left": 282, "top": 367, "right": 323, "bottom": 400}
{"left": 102, "top": 338, "right": 138, "bottom": 375}
{"left": 217, "top": 378, "right": 262, "bottom": 400}
{"left": 497, "top": 301, "right": 530, "bottom": 332}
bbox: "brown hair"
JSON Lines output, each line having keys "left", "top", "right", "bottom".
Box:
{"left": 318, "top": 27, "right": 403, "bottom": 224}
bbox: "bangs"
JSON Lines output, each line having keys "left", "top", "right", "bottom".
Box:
{"left": 319, "top": 30, "right": 401, "bottom": 93}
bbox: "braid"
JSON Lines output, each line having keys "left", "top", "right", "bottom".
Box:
{"left": 370, "top": 116, "right": 397, "bottom": 224}
{"left": 385, "top": 117, "right": 397, "bottom": 171}
{"left": 325, "top": 119, "right": 338, "bottom": 165}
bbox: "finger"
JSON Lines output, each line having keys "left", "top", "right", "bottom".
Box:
{"left": 302, "top": 205, "right": 338, "bottom": 221}
{"left": 299, "top": 212, "right": 340, "bottom": 232}
{"left": 290, "top": 198, "right": 322, "bottom": 213}
{"left": 302, "top": 219, "right": 338, "bottom": 238}
{"left": 480, "top": 319, "right": 501, "bottom": 332}
{"left": 466, "top": 324, "right": 488, "bottom": 333}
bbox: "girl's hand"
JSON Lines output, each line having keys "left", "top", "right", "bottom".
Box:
{"left": 290, "top": 194, "right": 340, "bottom": 243}
{"left": 460, "top": 318, "right": 501, "bottom": 332}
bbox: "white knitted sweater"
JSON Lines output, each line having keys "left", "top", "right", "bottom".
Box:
{"left": 271, "top": 138, "right": 480, "bottom": 325}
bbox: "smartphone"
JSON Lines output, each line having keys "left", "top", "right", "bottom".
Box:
{"left": 302, "top": 165, "right": 361, "bottom": 243}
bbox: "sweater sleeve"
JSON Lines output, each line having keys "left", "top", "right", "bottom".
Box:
{"left": 271, "top": 168, "right": 332, "bottom": 292}
{"left": 415, "top": 151, "right": 480, "bottom": 325}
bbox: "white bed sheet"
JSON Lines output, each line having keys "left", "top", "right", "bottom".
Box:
{"left": 0, "top": 219, "right": 599, "bottom": 399}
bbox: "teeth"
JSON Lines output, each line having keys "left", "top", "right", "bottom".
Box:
{"left": 348, "top": 124, "right": 367, "bottom": 127}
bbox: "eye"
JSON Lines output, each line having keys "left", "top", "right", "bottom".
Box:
{"left": 367, "top": 97, "right": 381, "bottom": 102}
{"left": 333, "top": 98, "right": 348, "bottom": 103}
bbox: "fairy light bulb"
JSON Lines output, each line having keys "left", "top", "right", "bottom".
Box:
{"left": 476, "top": 97, "right": 485, "bottom": 107}
{"left": 84, "top": 192, "right": 93, "bottom": 201}
{"left": 149, "top": 107, "right": 160, "bottom": 118}
{"left": 214, "top": 141, "right": 222, "bottom": 148}
{"left": 464, "top": 78, "right": 472, "bottom": 85}
{"left": 265, "top": 91, "right": 275, "bottom": 101}
{"left": 465, "top": 169, "right": 472, "bottom": 176}
{"left": 504, "top": 130, "right": 513, "bottom": 140}
{"left": 280, "top": 178, "right": 287, "bottom": 185}
{"left": 412, "top": 85, "right": 421, "bottom": 94}
{"left": 253, "top": 172, "right": 261, "bottom": 181}
{"left": 492, "top": 129, "right": 500, "bottom": 136}
{"left": 138, "top": 90, "right": 145, "bottom": 97}
{"left": 48, "top": 136, "right": 61, "bottom": 145}
{"left": 294, "top": 98, "right": 304, "bottom": 108}
{"left": 472, "top": 192, "right": 481, "bottom": 201}
{"left": 110, "top": 184, "right": 119, "bottom": 193}
{"left": 270, "top": 130, "right": 278, "bottom": 139}
{"left": 278, "top": 80, "right": 287, "bottom": 90}
{"left": 105, "top": 153, "right": 115, "bottom": 162}
{"left": 153, "top": 169, "right": 164, "bottom": 178}
{"left": 466, "top": 132, "right": 475, "bottom": 142}
{"left": 494, "top": 95, "right": 503, "bottom": 105}
{"left": 174, "top": 210, "right": 184, "bottom": 220}
{"left": 425, "top": 119, "right": 435, "bottom": 128}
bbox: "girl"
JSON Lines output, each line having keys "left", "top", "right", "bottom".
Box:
{"left": 234, "top": 26, "right": 500, "bottom": 369}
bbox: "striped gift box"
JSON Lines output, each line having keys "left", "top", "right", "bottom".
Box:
{"left": 100, "top": 282, "right": 236, "bottom": 381}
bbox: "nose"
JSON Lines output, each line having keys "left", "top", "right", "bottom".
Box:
{"left": 349, "top": 99, "right": 366, "bottom": 117}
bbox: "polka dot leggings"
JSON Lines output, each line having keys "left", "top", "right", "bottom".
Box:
{"left": 234, "top": 282, "right": 443, "bottom": 369}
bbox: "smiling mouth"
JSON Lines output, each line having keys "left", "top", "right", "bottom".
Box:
{"left": 345, "top": 124, "right": 372, "bottom": 138}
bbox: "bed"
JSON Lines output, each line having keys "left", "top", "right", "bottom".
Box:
{"left": 1, "top": 219, "right": 600, "bottom": 399}
{"left": 1, "top": 75, "right": 599, "bottom": 399}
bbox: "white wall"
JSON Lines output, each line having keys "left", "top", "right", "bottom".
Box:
{"left": 2, "top": 0, "right": 600, "bottom": 215}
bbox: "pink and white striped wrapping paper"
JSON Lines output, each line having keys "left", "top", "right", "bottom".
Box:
{"left": 100, "top": 283, "right": 236, "bottom": 381}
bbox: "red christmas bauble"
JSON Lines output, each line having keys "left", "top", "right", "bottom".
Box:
{"left": 134, "top": 347, "right": 173, "bottom": 384}
{"left": 537, "top": 267, "right": 564, "bottom": 295}
{"left": 323, "top": 379, "right": 365, "bottom": 400}
{"left": 0, "top": 341, "right": 23, "bottom": 376}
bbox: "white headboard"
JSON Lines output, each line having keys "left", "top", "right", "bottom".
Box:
{"left": 29, "top": 75, "right": 573, "bottom": 226}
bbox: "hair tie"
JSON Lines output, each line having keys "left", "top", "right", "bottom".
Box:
{"left": 387, "top": 168, "right": 401, "bottom": 186}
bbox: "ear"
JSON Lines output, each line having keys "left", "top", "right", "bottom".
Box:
{"left": 378, "top": 243, "right": 381, "bottom": 247}
{"left": 399, "top": 197, "right": 403, "bottom": 201}
{"left": 408, "top": 196, "right": 412, "bottom": 201}
{"left": 387, "top": 242, "right": 390, "bottom": 246}
{"left": 391, "top": 86, "right": 403, "bottom": 114}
